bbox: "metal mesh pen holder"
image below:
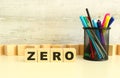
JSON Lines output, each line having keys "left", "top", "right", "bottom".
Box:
{"left": 83, "top": 27, "right": 111, "bottom": 61}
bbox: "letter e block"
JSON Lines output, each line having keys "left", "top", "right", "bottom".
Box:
{"left": 38, "top": 48, "right": 50, "bottom": 62}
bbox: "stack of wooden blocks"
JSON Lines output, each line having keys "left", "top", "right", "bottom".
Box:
{"left": 0, "top": 44, "right": 119, "bottom": 56}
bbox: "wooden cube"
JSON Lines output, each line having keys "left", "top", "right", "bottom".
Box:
{"left": 18, "top": 44, "right": 40, "bottom": 56}
{"left": 50, "top": 48, "right": 63, "bottom": 62}
{"left": 25, "top": 48, "right": 37, "bottom": 62}
{"left": 63, "top": 48, "right": 76, "bottom": 62}
{"left": 51, "top": 44, "right": 66, "bottom": 48}
{"left": 108, "top": 45, "right": 113, "bottom": 56}
{"left": 38, "top": 48, "right": 50, "bottom": 62}
{"left": 0, "top": 45, "right": 4, "bottom": 55}
{"left": 41, "top": 44, "right": 51, "bottom": 48}
{"left": 17, "top": 44, "right": 28, "bottom": 56}
{"left": 66, "top": 44, "right": 80, "bottom": 55}
{"left": 34, "top": 45, "right": 41, "bottom": 49}
{"left": 4, "top": 44, "right": 17, "bottom": 56}
{"left": 26, "top": 44, "right": 40, "bottom": 49}
{"left": 117, "top": 45, "right": 120, "bottom": 55}
{"left": 79, "top": 44, "right": 84, "bottom": 55}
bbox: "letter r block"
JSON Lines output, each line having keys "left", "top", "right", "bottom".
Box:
{"left": 25, "top": 48, "right": 37, "bottom": 62}
{"left": 51, "top": 48, "right": 63, "bottom": 62}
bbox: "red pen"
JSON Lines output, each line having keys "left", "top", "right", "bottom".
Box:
{"left": 102, "top": 13, "right": 110, "bottom": 28}
{"left": 89, "top": 39, "right": 95, "bottom": 59}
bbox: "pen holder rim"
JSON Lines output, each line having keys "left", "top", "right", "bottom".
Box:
{"left": 83, "top": 27, "right": 111, "bottom": 30}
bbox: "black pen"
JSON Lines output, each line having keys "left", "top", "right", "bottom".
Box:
{"left": 86, "top": 8, "right": 93, "bottom": 28}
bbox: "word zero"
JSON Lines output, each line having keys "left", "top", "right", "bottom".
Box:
{"left": 25, "top": 48, "right": 76, "bottom": 62}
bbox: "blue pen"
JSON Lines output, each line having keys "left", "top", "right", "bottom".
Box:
{"left": 80, "top": 16, "right": 88, "bottom": 27}
{"left": 92, "top": 19, "right": 98, "bottom": 28}
{"left": 92, "top": 19, "right": 101, "bottom": 41}
{"left": 108, "top": 17, "right": 114, "bottom": 27}
{"left": 97, "top": 20, "right": 105, "bottom": 44}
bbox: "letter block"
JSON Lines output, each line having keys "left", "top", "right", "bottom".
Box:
{"left": 25, "top": 48, "right": 37, "bottom": 62}
{"left": 63, "top": 48, "right": 76, "bottom": 62}
{"left": 38, "top": 48, "right": 50, "bottom": 62}
{"left": 50, "top": 48, "right": 63, "bottom": 62}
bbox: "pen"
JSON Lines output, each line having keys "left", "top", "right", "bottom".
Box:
{"left": 104, "top": 15, "right": 111, "bottom": 28}
{"left": 92, "top": 19, "right": 98, "bottom": 28}
{"left": 102, "top": 13, "right": 110, "bottom": 28}
{"left": 97, "top": 20, "right": 105, "bottom": 48}
{"left": 86, "top": 8, "right": 94, "bottom": 28}
{"left": 80, "top": 16, "right": 88, "bottom": 27}
{"left": 108, "top": 17, "right": 114, "bottom": 27}
{"left": 89, "top": 40, "right": 95, "bottom": 59}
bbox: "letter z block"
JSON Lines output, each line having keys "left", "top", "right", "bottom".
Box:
{"left": 25, "top": 48, "right": 37, "bottom": 62}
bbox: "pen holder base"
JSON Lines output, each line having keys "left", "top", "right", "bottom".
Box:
{"left": 83, "top": 27, "right": 110, "bottom": 61}
{"left": 83, "top": 56, "right": 108, "bottom": 61}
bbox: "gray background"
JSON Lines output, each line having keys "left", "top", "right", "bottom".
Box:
{"left": 0, "top": 0, "right": 119, "bottom": 44}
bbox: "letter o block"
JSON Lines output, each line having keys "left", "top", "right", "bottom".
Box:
{"left": 63, "top": 48, "right": 76, "bottom": 62}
